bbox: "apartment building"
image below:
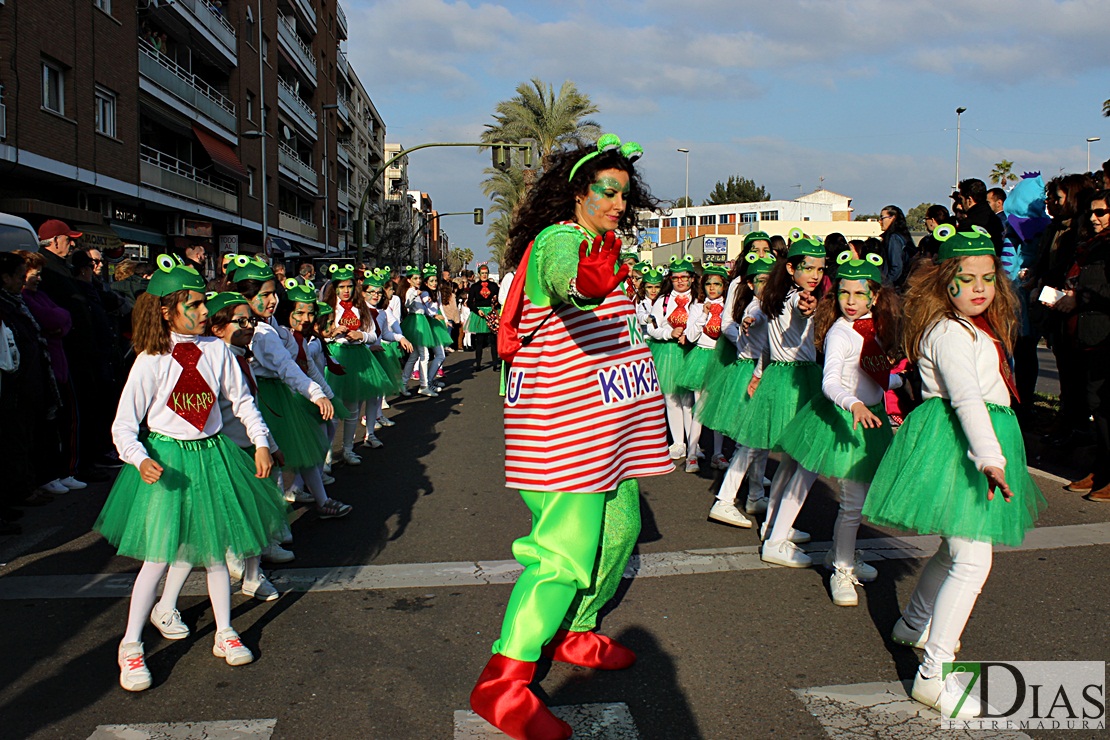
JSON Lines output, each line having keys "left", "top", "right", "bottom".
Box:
{"left": 0, "top": 0, "right": 386, "bottom": 267}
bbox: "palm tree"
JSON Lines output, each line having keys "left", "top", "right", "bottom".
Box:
{"left": 990, "top": 160, "right": 1015, "bottom": 188}
{"left": 486, "top": 212, "right": 512, "bottom": 269}
{"left": 1103, "top": 98, "right": 1110, "bottom": 117}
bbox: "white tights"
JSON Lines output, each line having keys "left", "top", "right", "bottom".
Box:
{"left": 284, "top": 466, "right": 328, "bottom": 507}
{"left": 831, "top": 480, "right": 869, "bottom": 569}
{"left": 716, "top": 446, "right": 770, "bottom": 504}
{"left": 689, "top": 391, "right": 723, "bottom": 459}
{"left": 123, "top": 560, "right": 232, "bottom": 644}
{"left": 664, "top": 391, "right": 694, "bottom": 453}
{"left": 767, "top": 459, "right": 818, "bottom": 543}
{"left": 903, "top": 537, "right": 993, "bottom": 677}
{"left": 402, "top": 345, "right": 446, "bottom": 389}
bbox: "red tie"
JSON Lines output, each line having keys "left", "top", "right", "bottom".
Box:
{"left": 669, "top": 295, "right": 690, "bottom": 329}
{"left": 704, "top": 303, "right": 724, "bottom": 339}
{"left": 235, "top": 354, "right": 257, "bottom": 396}
{"left": 293, "top": 331, "right": 309, "bottom": 372}
{"left": 339, "top": 300, "right": 359, "bottom": 329}
{"left": 169, "top": 342, "right": 215, "bottom": 431}
{"left": 970, "top": 315, "right": 1021, "bottom": 403}
{"left": 852, "top": 317, "right": 894, "bottom": 391}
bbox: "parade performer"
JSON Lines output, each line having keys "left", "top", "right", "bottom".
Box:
{"left": 676, "top": 264, "right": 729, "bottom": 473}
{"left": 647, "top": 254, "right": 699, "bottom": 461}
{"left": 467, "top": 263, "right": 501, "bottom": 371}
{"left": 862, "top": 226, "right": 1046, "bottom": 717}
{"left": 400, "top": 264, "right": 448, "bottom": 397}
{"left": 772, "top": 253, "right": 901, "bottom": 605}
{"left": 704, "top": 254, "right": 776, "bottom": 527}
{"left": 469, "top": 135, "right": 672, "bottom": 740}
{"left": 635, "top": 263, "right": 667, "bottom": 350}
{"left": 94, "top": 257, "right": 288, "bottom": 691}
{"left": 358, "top": 269, "right": 413, "bottom": 446}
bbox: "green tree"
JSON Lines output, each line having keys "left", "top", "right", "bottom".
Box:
{"left": 1103, "top": 98, "right": 1110, "bottom": 117}
{"left": 853, "top": 212, "right": 881, "bottom": 222}
{"left": 446, "top": 247, "right": 474, "bottom": 274}
{"left": 674, "top": 195, "right": 693, "bottom": 208}
{"left": 905, "top": 202, "right": 930, "bottom": 232}
{"left": 703, "top": 175, "right": 770, "bottom": 205}
{"left": 990, "top": 160, "right": 1015, "bottom": 188}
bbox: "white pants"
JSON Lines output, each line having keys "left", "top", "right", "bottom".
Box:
{"left": 664, "top": 391, "right": 694, "bottom": 454}
{"left": 402, "top": 345, "right": 446, "bottom": 388}
{"left": 903, "top": 537, "right": 993, "bottom": 677}
{"left": 715, "top": 446, "right": 770, "bottom": 504}
{"left": 766, "top": 459, "right": 817, "bottom": 543}
{"left": 831, "top": 480, "right": 869, "bottom": 569}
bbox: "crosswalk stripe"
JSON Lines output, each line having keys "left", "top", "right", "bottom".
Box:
{"left": 87, "top": 718, "right": 277, "bottom": 740}
{"left": 3, "top": 521, "right": 1109, "bottom": 601}
{"left": 454, "top": 703, "right": 639, "bottom": 739}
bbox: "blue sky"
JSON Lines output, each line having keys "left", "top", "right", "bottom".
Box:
{"left": 343, "top": 0, "right": 1110, "bottom": 265}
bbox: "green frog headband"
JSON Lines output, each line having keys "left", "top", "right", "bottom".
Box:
{"left": 283, "top": 278, "right": 317, "bottom": 304}
{"left": 743, "top": 230, "right": 771, "bottom": 246}
{"left": 420, "top": 263, "right": 438, "bottom": 279}
{"left": 744, "top": 253, "right": 777, "bottom": 277}
{"left": 403, "top": 265, "right": 420, "bottom": 278}
{"left": 632, "top": 260, "right": 651, "bottom": 274}
{"left": 786, "top": 228, "right": 825, "bottom": 260}
{"left": 224, "top": 253, "right": 274, "bottom": 284}
{"left": 317, "top": 300, "right": 333, "bottom": 317}
{"left": 203, "top": 291, "right": 248, "bottom": 315}
{"left": 328, "top": 263, "right": 357, "bottom": 282}
{"left": 620, "top": 250, "right": 639, "bottom": 263}
{"left": 668, "top": 253, "right": 695, "bottom": 275}
{"left": 639, "top": 264, "right": 667, "bottom": 285}
{"left": 702, "top": 264, "right": 729, "bottom": 280}
{"left": 835, "top": 251, "right": 883, "bottom": 283}
{"left": 933, "top": 224, "right": 996, "bottom": 261}
{"left": 363, "top": 267, "right": 390, "bottom": 289}
{"left": 569, "top": 133, "right": 644, "bottom": 182}
{"left": 147, "top": 254, "right": 207, "bottom": 296}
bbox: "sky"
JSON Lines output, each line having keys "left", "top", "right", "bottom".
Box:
{"left": 342, "top": 0, "right": 1110, "bottom": 266}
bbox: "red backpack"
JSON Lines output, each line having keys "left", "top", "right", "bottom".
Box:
{"left": 496, "top": 241, "right": 533, "bottom": 365}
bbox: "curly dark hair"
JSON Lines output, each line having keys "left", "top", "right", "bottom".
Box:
{"left": 504, "top": 143, "right": 664, "bottom": 268}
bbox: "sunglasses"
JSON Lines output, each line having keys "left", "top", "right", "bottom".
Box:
{"left": 1092, "top": 208, "right": 1110, "bottom": 218}
{"left": 232, "top": 316, "right": 259, "bottom": 329}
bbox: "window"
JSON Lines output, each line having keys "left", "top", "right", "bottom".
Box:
{"left": 246, "top": 92, "right": 255, "bottom": 122}
{"left": 42, "top": 60, "right": 64, "bottom": 114}
{"left": 759, "top": 211, "right": 779, "bottom": 221}
{"left": 740, "top": 212, "right": 758, "bottom": 223}
{"left": 719, "top": 214, "right": 733, "bottom": 224}
{"left": 248, "top": 167, "right": 256, "bottom": 197}
{"left": 261, "top": 35, "right": 269, "bottom": 62}
{"left": 664, "top": 217, "right": 677, "bottom": 228}
{"left": 699, "top": 215, "right": 716, "bottom": 225}
{"left": 94, "top": 86, "right": 116, "bottom": 137}
{"left": 94, "top": 0, "right": 111, "bottom": 12}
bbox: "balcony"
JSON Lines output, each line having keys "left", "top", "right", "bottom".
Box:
{"left": 336, "top": 94, "right": 350, "bottom": 125}
{"left": 337, "top": 49, "right": 349, "bottom": 80}
{"left": 277, "top": 78, "right": 318, "bottom": 140}
{"left": 279, "top": 210, "right": 319, "bottom": 240}
{"left": 138, "top": 41, "right": 236, "bottom": 137}
{"left": 277, "top": 16, "right": 317, "bottom": 87}
{"left": 288, "top": 0, "right": 316, "bottom": 34}
{"left": 140, "top": 144, "right": 238, "bottom": 212}
{"left": 277, "top": 142, "right": 319, "bottom": 195}
{"left": 149, "top": 0, "right": 237, "bottom": 68}
{"left": 337, "top": 140, "right": 350, "bottom": 167}
{"left": 0, "top": 100, "right": 6, "bottom": 140}
{"left": 337, "top": 2, "right": 348, "bottom": 40}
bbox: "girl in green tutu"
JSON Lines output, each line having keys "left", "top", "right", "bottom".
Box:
{"left": 95, "top": 257, "right": 289, "bottom": 692}
{"left": 357, "top": 269, "right": 414, "bottom": 446}
{"left": 861, "top": 225, "right": 1046, "bottom": 718}
{"left": 400, "top": 264, "right": 449, "bottom": 397}
{"left": 772, "top": 252, "right": 903, "bottom": 605}
{"left": 634, "top": 262, "right": 667, "bottom": 349}
{"left": 677, "top": 264, "right": 729, "bottom": 473}
{"left": 646, "top": 255, "right": 699, "bottom": 462}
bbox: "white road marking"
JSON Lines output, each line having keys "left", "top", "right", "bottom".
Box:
{"left": 1026, "top": 466, "right": 1071, "bottom": 486}
{"left": 3, "top": 521, "right": 1109, "bottom": 600}
{"left": 455, "top": 703, "right": 639, "bottom": 739}
{"left": 87, "top": 718, "right": 276, "bottom": 740}
{"left": 795, "top": 681, "right": 1031, "bottom": 739}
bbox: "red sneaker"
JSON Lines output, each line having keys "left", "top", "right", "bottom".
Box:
{"left": 470, "top": 654, "right": 572, "bottom": 740}
{"left": 541, "top": 629, "right": 636, "bottom": 670}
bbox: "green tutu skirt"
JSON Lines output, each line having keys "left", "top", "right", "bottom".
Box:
{"left": 256, "top": 377, "right": 329, "bottom": 470}
{"left": 650, "top": 340, "right": 692, "bottom": 396}
{"left": 776, "top": 397, "right": 893, "bottom": 482}
{"left": 467, "top": 311, "right": 495, "bottom": 334}
{"left": 862, "top": 398, "right": 1046, "bottom": 546}
{"left": 401, "top": 314, "right": 445, "bottom": 349}
{"left": 733, "top": 361, "right": 823, "bottom": 450}
{"left": 677, "top": 345, "right": 715, "bottom": 392}
{"left": 94, "top": 432, "right": 289, "bottom": 565}
{"left": 327, "top": 342, "right": 394, "bottom": 405}
{"left": 696, "top": 342, "right": 756, "bottom": 435}
{"left": 378, "top": 343, "right": 405, "bottom": 393}
{"left": 430, "top": 317, "right": 454, "bottom": 346}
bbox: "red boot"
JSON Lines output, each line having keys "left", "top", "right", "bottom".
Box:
{"left": 542, "top": 629, "right": 636, "bottom": 670}
{"left": 470, "top": 654, "right": 573, "bottom": 740}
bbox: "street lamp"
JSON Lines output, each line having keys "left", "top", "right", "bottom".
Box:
{"left": 677, "top": 147, "right": 690, "bottom": 250}
{"left": 954, "top": 107, "right": 967, "bottom": 188}
{"left": 1087, "top": 137, "right": 1101, "bottom": 173}
{"left": 243, "top": 130, "right": 268, "bottom": 253}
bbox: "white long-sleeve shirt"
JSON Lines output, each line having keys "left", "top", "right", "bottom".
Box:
{"left": 767, "top": 289, "right": 817, "bottom": 363}
{"left": 249, "top": 319, "right": 326, "bottom": 402}
{"left": 284, "top": 330, "right": 334, "bottom": 400}
{"left": 720, "top": 277, "right": 746, "bottom": 346}
{"left": 498, "top": 272, "right": 515, "bottom": 305}
{"left": 636, "top": 296, "right": 659, "bottom": 329}
{"left": 685, "top": 297, "right": 726, "bottom": 349}
{"left": 112, "top": 334, "right": 270, "bottom": 468}
{"left": 404, "top": 287, "right": 436, "bottom": 317}
{"left": 734, "top": 298, "right": 770, "bottom": 376}
{"left": 821, "top": 316, "right": 903, "bottom": 411}
{"left": 917, "top": 318, "right": 1010, "bottom": 471}
{"left": 647, "top": 290, "right": 693, "bottom": 342}
{"left": 219, "top": 344, "right": 279, "bottom": 451}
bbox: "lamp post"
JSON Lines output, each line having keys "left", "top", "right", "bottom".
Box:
{"left": 321, "top": 103, "right": 339, "bottom": 254}
{"left": 1087, "top": 137, "right": 1101, "bottom": 173}
{"left": 954, "top": 107, "right": 967, "bottom": 188}
{"left": 256, "top": 0, "right": 268, "bottom": 254}
{"left": 677, "top": 147, "right": 690, "bottom": 250}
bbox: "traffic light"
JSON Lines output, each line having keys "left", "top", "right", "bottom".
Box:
{"left": 519, "top": 138, "right": 537, "bottom": 169}
{"left": 473, "top": 208, "right": 484, "bottom": 225}
{"left": 491, "top": 143, "right": 510, "bottom": 172}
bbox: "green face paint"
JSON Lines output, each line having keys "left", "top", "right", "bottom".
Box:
{"left": 950, "top": 266, "right": 969, "bottom": 298}
{"left": 589, "top": 177, "right": 629, "bottom": 198}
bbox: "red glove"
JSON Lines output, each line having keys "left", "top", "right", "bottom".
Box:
{"left": 574, "top": 231, "right": 629, "bottom": 299}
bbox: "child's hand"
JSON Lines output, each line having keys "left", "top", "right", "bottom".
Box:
{"left": 255, "top": 447, "right": 273, "bottom": 479}
{"left": 741, "top": 317, "right": 755, "bottom": 335}
{"left": 798, "top": 291, "right": 818, "bottom": 316}
{"left": 671, "top": 325, "right": 684, "bottom": 339}
{"left": 984, "top": 466, "right": 1013, "bottom": 502}
{"left": 139, "top": 459, "right": 163, "bottom": 484}
{"left": 400, "top": 338, "right": 414, "bottom": 353}
{"left": 347, "top": 330, "right": 364, "bottom": 342}
{"left": 747, "top": 375, "right": 761, "bottom": 398}
{"left": 316, "top": 397, "right": 334, "bottom": 421}
{"left": 850, "top": 402, "right": 883, "bottom": 430}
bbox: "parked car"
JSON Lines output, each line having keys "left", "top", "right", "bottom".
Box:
{"left": 0, "top": 213, "right": 38, "bottom": 252}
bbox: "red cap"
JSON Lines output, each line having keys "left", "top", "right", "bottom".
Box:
{"left": 37, "top": 219, "right": 83, "bottom": 241}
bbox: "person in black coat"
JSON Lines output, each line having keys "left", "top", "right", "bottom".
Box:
{"left": 465, "top": 264, "right": 500, "bottom": 371}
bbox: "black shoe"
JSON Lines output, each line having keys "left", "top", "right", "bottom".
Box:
{"left": 492, "top": 364, "right": 502, "bottom": 372}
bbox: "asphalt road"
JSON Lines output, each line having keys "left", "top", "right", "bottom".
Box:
{"left": 1, "top": 352, "right": 1107, "bottom": 739}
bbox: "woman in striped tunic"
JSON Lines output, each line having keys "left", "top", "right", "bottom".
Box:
{"left": 469, "top": 135, "right": 671, "bottom": 740}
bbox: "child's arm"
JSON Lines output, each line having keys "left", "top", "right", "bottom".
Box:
{"left": 112, "top": 355, "right": 160, "bottom": 480}
{"left": 932, "top": 329, "right": 1007, "bottom": 473}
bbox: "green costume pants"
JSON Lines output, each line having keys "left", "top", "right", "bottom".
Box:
{"left": 493, "top": 479, "right": 641, "bottom": 662}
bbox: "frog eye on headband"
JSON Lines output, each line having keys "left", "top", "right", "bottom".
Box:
{"left": 788, "top": 227, "right": 805, "bottom": 242}
{"left": 304, "top": 280, "right": 315, "bottom": 290}
{"left": 836, "top": 250, "right": 853, "bottom": 265}
{"left": 933, "top": 224, "right": 956, "bottom": 241}
{"left": 328, "top": 264, "right": 339, "bottom": 274}
{"left": 745, "top": 252, "right": 759, "bottom": 264}
{"left": 156, "top": 254, "right": 176, "bottom": 272}
{"left": 597, "top": 133, "right": 621, "bottom": 152}
{"left": 284, "top": 278, "right": 299, "bottom": 290}
{"left": 658, "top": 266, "right": 670, "bottom": 277}
{"left": 619, "top": 141, "right": 643, "bottom": 162}
{"left": 232, "top": 254, "right": 251, "bottom": 268}
{"left": 813, "top": 235, "right": 824, "bottom": 245}
{"left": 970, "top": 225, "right": 990, "bottom": 237}
{"left": 344, "top": 264, "right": 354, "bottom": 272}
{"left": 865, "top": 253, "right": 884, "bottom": 266}
{"left": 205, "top": 291, "right": 218, "bottom": 300}
{"left": 639, "top": 265, "right": 651, "bottom": 275}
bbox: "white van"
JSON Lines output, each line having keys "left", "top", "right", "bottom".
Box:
{"left": 0, "top": 213, "right": 39, "bottom": 253}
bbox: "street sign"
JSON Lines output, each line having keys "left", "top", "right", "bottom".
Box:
{"left": 219, "top": 235, "right": 239, "bottom": 253}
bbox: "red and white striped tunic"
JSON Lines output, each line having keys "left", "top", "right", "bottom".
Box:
{"left": 504, "top": 239, "right": 673, "bottom": 492}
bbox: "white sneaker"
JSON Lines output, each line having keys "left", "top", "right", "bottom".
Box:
{"left": 759, "top": 521, "right": 811, "bottom": 544}
{"left": 824, "top": 550, "right": 878, "bottom": 582}
{"left": 668, "top": 443, "right": 685, "bottom": 460}
{"left": 912, "top": 668, "right": 993, "bottom": 719}
{"left": 684, "top": 457, "right": 700, "bottom": 473}
{"left": 341, "top": 449, "right": 362, "bottom": 466}
{"left": 744, "top": 496, "right": 768, "bottom": 515}
{"left": 890, "top": 617, "right": 961, "bottom": 653}
{"left": 400, "top": 388, "right": 413, "bottom": 397}
{"left": 830, "top": 567, "right": 860, "bottom": 607}
{"left": 241, "top": 573, "right": 279, "bottom": 601}
{"left": 213, "top": 628, "right": 254, "bottom": 666}
{"left": 362, "top": 433, "right": 384, "bottom": 449}
{"left": 380, "top": 399, "right": 391, "bottom": 410}
{"left": 284, "top": 486, "right": 312, "bottom": 504}
{"left": 261, "top": 543, "right": 294, "bottom": 563}
{"left": 321, "top": 473, "right": 336, "bottom": 485}
{"left": 763, "top": 476, "right": 772, "bottom": 487}
{"left": 322, "top": 461, "right": 332, "bottom": 475}
{"left": 710, "top": 454, "right": 729, "bottom": 470}
{"left": 41, "top": 479, "right": 69, "bottom": 495}
{"left": 761, "top": 539, "right": 812, "bottom": 568}
{"left": 373, "top": 420, "right": 383, "bottom": 431}
{"left": 59, "top": 476, "right": 87, "bottom": 490}
{"left": 708, "top": 501, "right": 753, "bottom": 528}
{"left": 417, "top": 387, "right": 439, "bottom": 397}
{"left": 118, "top": 641, "right": 152, "bottom": 691}
{"left": 226, "top": 553, "right": 244, "bottom": 581}
{"left": 378, "top": 416, "right": 395, "bottom": 427}
{"left": 433, "top": 381, "right": 446, "bottom": 389}
{"left": 150, "top": 603, "right": 189, "bottom": 640}
{"left": 279, "top": 527, "right": 294, "bottom": 545}
{"left": 324, "top": 450, "right": 336, "bottom": 467}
